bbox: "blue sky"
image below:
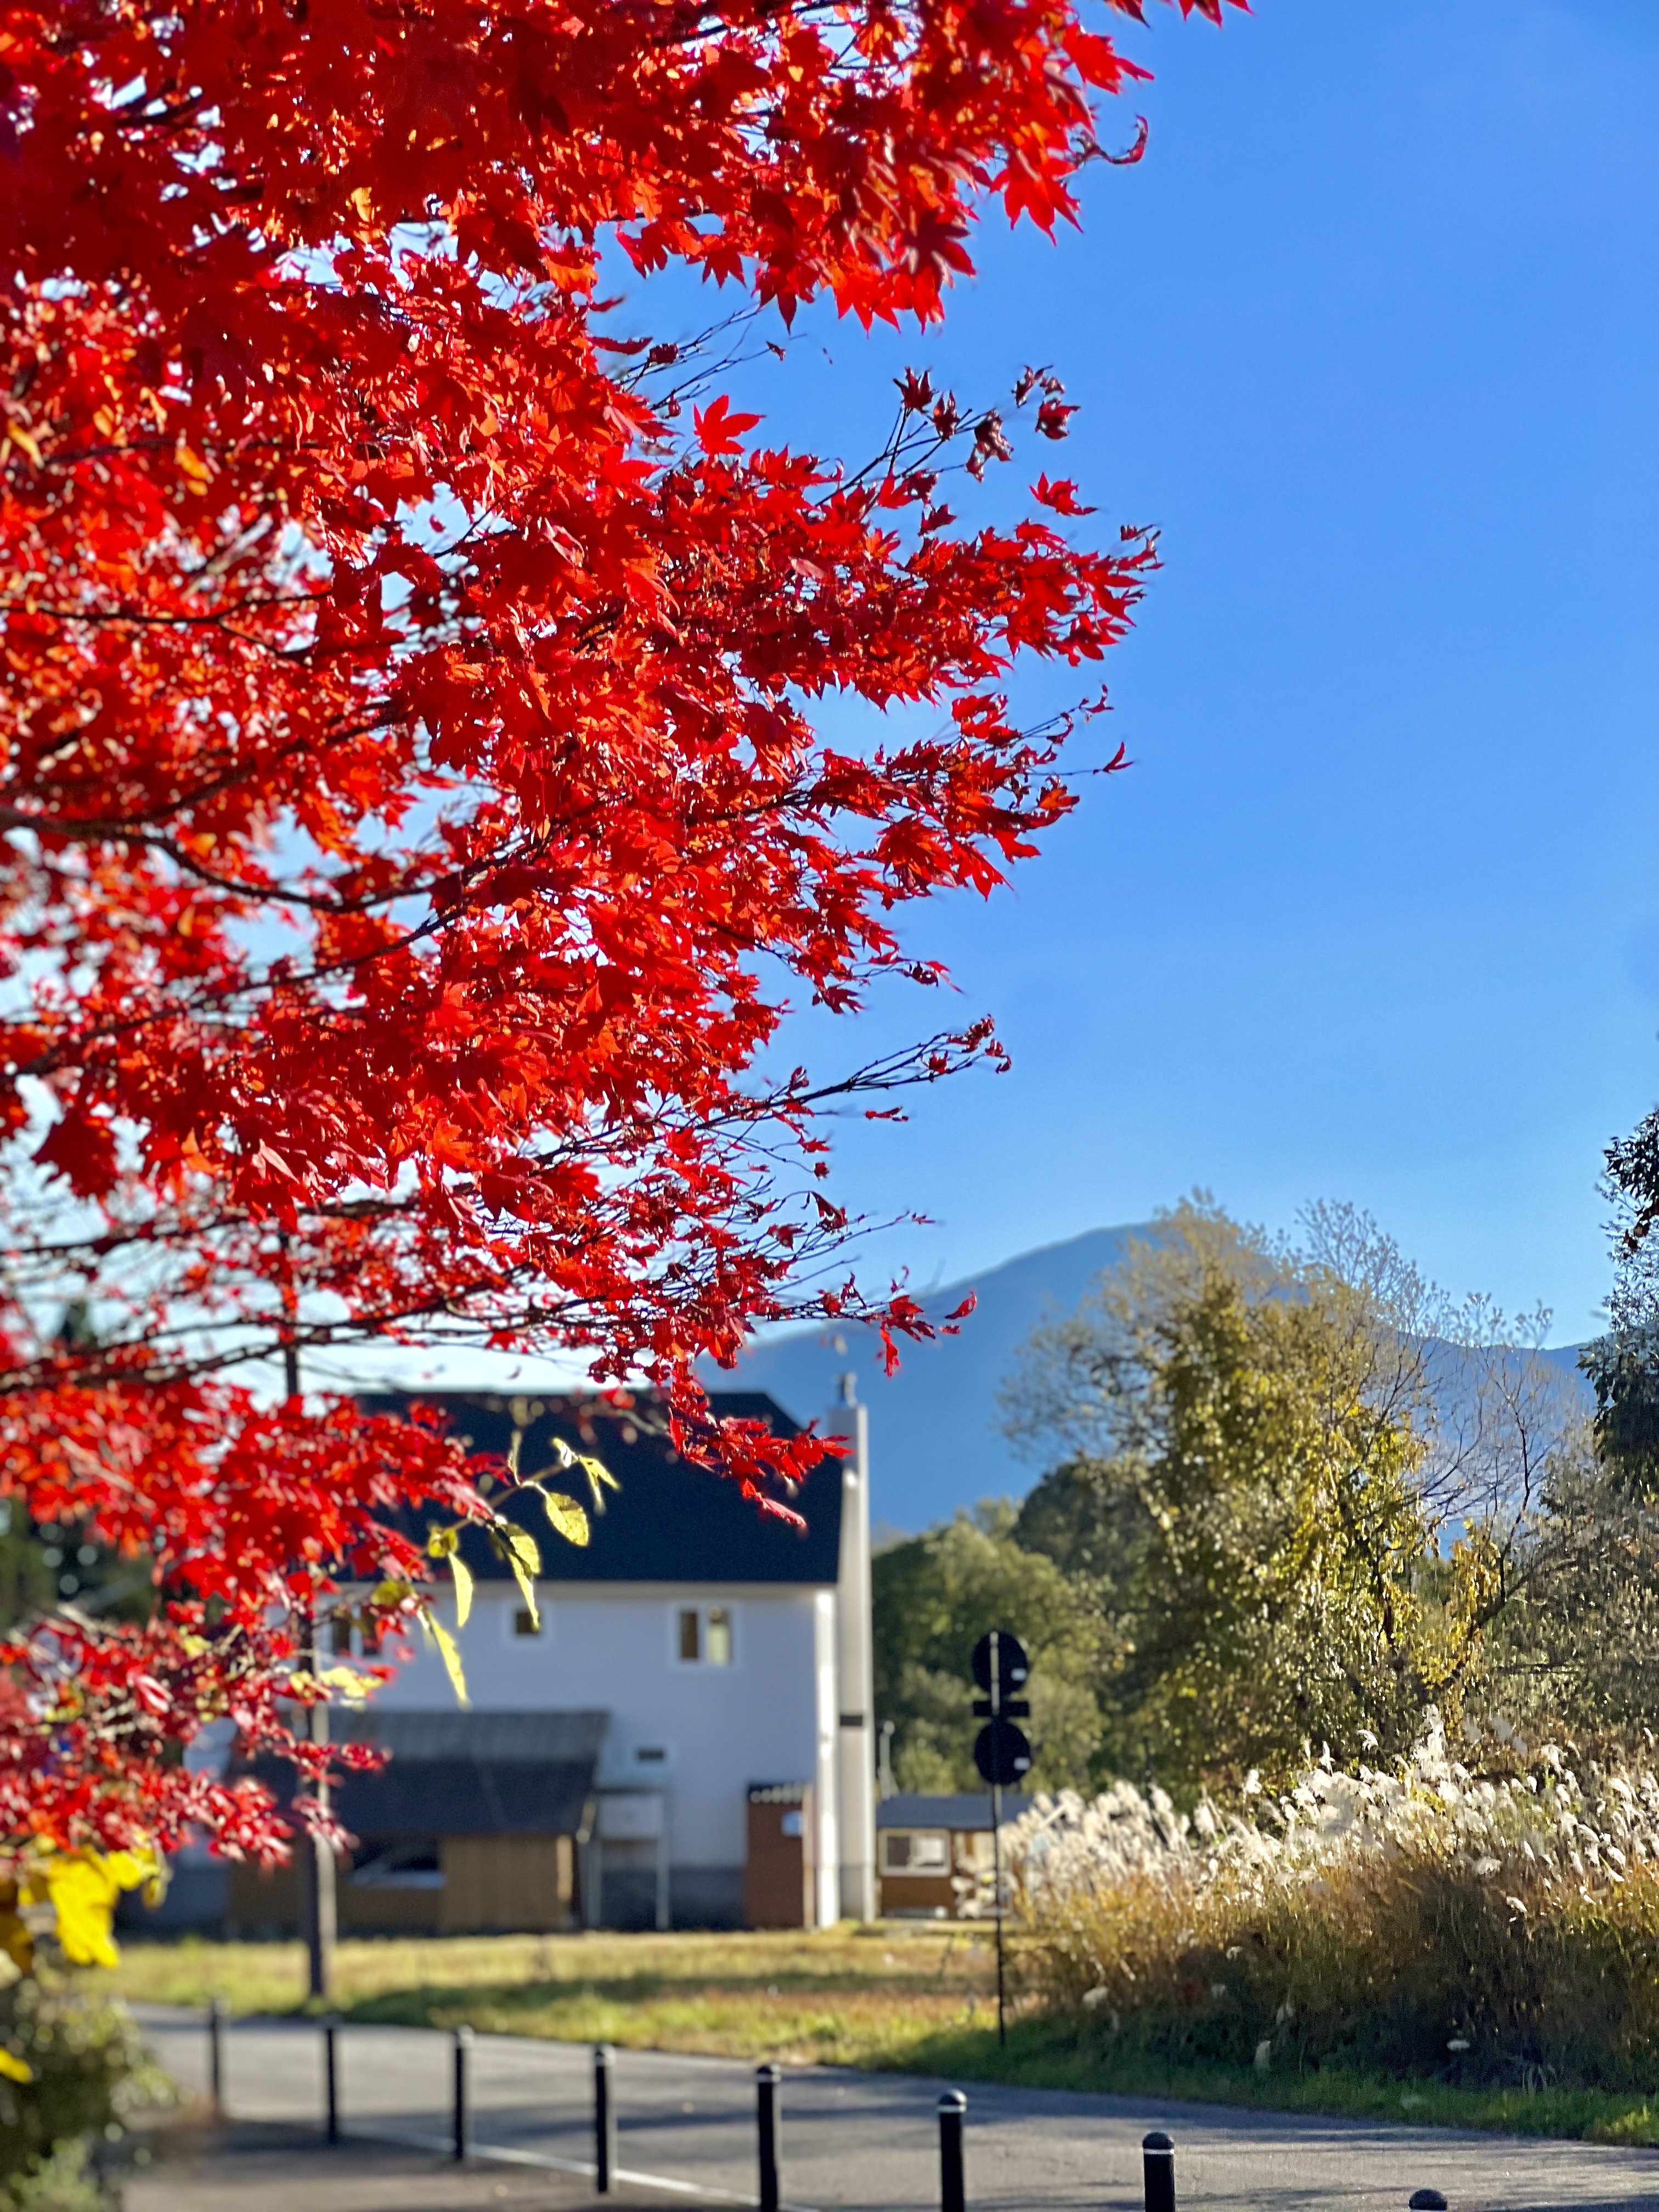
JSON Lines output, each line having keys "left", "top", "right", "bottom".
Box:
{"left": 639, "top": 0, "right": 1659, "bottom": 1349}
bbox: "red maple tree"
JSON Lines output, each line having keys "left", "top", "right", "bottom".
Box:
{"left": 0, "top": 0, "right": 1237, "bottom": 1874}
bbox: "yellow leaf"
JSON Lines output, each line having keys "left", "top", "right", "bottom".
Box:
{"left": 371, "top": 1578, "right": 411, "bottom": 1609}
{"left": 424, "top": 1611, "right": 469, "bottom": 1708}
{"left": 32, "top": 1853, "right": 157, "bottom": 1969}
{"left": 580, "top": 1454, "right": 618, "bottom": 1510}
{"left": 350, "top": 185, "right": 374, "bottom": 222}
{"left": 501, "top": 1523, "right": 540, "bottom": 1628}
{"left": 0, "top": 1909, "right": 31, "bottom": 1978}
{"left": 174, "top": 440, "right": 211, "bottom": 488}
{"left": 317, "top": 1666, "right": 371, "bottom": 1708}
{"left": 450, "top": 1550, "right": 473, "bottom": 1628}
{"left": 427, "top": 1526, "right": 459, "bottom": 1560}
{"left": 0, "top": 2050, "right": 31, "bottom": 2084}
{"left": 5, "top": 422, "right": 41, "bottom": 468}
{"left": 541, "top": 1492, "right": 590, "bottom": 1548}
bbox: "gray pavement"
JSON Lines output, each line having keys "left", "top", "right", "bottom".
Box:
{"left": 133, "top": 2004, "right": 1659, "bottom": 2212}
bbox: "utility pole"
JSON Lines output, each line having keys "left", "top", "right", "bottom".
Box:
{"left": 283, "top": 1300, "right": 335, "bottom": 2004}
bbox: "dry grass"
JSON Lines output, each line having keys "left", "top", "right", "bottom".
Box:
{"left": 110, "top": 1925, "right": 1003, "bottom": 2066}
{"left": 1009, "top": 1721, "right": 1659, "bottom": 2109}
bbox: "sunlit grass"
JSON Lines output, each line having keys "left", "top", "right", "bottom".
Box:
{"left": 111, "top": 1923, "right": 1002, "bottom": 2067}
{"left": 109, "top": 1923, "right": 1659, "bottom": 2143}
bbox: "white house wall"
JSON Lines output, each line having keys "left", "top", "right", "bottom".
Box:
{"left": 372, "top": 1581, "right": 833, "bottom": 1927}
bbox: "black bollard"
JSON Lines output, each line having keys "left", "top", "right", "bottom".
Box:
{"left": 937, "top": 2090, "right": 966, "bottom": 2212}
{"left": 595, "top": 2043, "right": 616, "bottom": 2194}
{"left": 452, "top": 2025, "right": 472, "bottom": 2164}
{"left": 1142, "top": 2130, "right": 1175, "bottom": 2212}
{"left": 324, "top": 2016, "right": 340, "bottom": 2145}
{"left": 756, "top": 2063, "right": 781, "bottom": 2212}
{"left": 207, "top": 1998, "right": 225, "bottom": 2120}
{"left": 1408, "top": 2195, "right": 1447, "bottom": 2210}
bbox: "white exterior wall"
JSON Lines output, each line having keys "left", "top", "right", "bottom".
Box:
{"left": 373, "top": 1579, "right": 832, "bottom": 1906}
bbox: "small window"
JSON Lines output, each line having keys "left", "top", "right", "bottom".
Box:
{"left": 882, "top": 1830, "right": 950, "bottom": 1874}
{"left": 635, "top": 1745, "right": 669, "bottom": 1766}
{"left": 351, "top": 1841, "right": 444, "bottom": 1891}
{"left": 514, "top": 1607, "right": 543, "bottom": 1638}
{"left": 676, "top": 1605, "right": 734, "bottom": 1666}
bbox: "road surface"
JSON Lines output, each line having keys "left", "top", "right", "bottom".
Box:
{"left": 133, "top": 2004, "right": 1659, "bottom": 2212}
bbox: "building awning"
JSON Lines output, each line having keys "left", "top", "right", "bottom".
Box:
{"left": 876, "top": 1791, "right": 1033, "bottom": 1831}
{"left": 242, "top": 1708, "right": 607, "bottom": 1841}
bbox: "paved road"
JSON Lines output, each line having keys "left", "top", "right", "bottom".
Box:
{"left": 133, "top": 2005, "right": 1659, "bottom": 2212}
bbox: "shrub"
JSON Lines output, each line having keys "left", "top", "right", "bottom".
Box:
{"left": 0, "top": 1974, "right": 162, "bottom": 2209}
{"left": 1007, "top": 1714, "right": 1659, "bottom": 2090}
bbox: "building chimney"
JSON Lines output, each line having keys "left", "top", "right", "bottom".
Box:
{"left": 832, "top": 1374, "right": 876, "bottom": 1922}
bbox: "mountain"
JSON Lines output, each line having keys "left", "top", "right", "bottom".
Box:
{"left": 697, "top": 1224, "right": 1151, "bottom": 1533}
{"left": 701, "top": 1226, "right": 1598, "bottom": 1537}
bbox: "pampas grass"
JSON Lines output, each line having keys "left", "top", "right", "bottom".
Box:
{"left": 1004, "top": 1714, "right": 1659, "bottom": 2091}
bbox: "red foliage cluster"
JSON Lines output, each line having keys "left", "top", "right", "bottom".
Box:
{"left": 0, "top": 0, "right": 1237, "bottom": 1864}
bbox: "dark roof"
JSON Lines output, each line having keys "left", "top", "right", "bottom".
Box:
{"left": 245, "top": 1709, "right": 606, "bottom": 1840}
{"left": 358, "top": 1390, "right": 842, "bottom": 1586}
{"left": 877, "top": 1792, "right": 1034, "bottom": 1830}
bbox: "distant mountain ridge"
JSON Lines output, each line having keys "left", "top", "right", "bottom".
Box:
{"left": 701, "top": 1225, "right": 1594, "bottom": 1537}
{"left": 697, "top": 1224, "right": 1151, "bottom": 1533}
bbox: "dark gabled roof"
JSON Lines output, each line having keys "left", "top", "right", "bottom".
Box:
{"left": 877, "top": 1792, "right": 1034, "bottom": 1830}
{"left": 359, "top": 1389, "right": 842, "bottom": 1586}
{"left": 244, "top": 1709, "right": 606, "bottom": 1839}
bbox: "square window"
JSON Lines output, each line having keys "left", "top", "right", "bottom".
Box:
{"left": 678, "top": 1608, "right": 701, "bottom": 1662}
{"left": 705, "top": 1606, "right": 732, "bottom": 1666}
{"left": 514, "top": 1607, "right": 543, "bottom": 1638}
{"left": 882, "top": 1831, "right": 949, "bottom": 1874}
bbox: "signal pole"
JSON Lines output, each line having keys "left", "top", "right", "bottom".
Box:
{"left": 971, "top": 1627, "right": 1031, "bottom": 2047}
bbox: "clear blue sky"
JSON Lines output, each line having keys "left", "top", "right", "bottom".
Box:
{"left": 594, "top": 0, "right": 1659, "bottom": 1369}
{"left": 684, "top": 0, "right": 1659, "bottom": 1349}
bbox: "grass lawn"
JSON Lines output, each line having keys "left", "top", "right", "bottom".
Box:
{"left": 110, "top": 1925, "right": 1659, "bottom": 2149}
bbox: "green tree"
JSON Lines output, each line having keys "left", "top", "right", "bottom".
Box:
{"left": 872, "top": 1506, "right": 1102, "bottom": 1793}
{"left": 1002, "top": 1199, "right": 1517, "bottom": 1788}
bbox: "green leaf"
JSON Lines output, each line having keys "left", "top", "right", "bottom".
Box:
{"left": 542, "top": 1491, "right": 590, "bottom": 1548}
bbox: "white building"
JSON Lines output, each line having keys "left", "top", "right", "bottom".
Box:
{"left": 218, "top": 1385, "right": 876, "bottom": 1936}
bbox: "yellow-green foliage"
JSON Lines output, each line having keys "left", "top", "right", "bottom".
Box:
{"left": 0, "top": 1972, "right": 161, "bottom": 2205}
{"left": 1011, "top": 1719, "right": 1659, "bottom": 2091}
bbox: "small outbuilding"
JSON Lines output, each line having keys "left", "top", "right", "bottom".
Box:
{"left": 875, "top": 1791, "right": 1032, "bottom": 1919}
{"left": 228, "top": 1709, "right": 605, "bottom": 1936}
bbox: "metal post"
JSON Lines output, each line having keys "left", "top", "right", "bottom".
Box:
{"left": 756, "top": 2063, "right": 781, "bottom": 2212}
{"left": 207, "top": 1998, "right": 224, "bottom": 2120}
{"left": 323, "top": 2015, "right": 340, "bottom": 2145}
{"left": 452, "top": 2025, "right": 472, "bottom": 2164}
{"left": 990, "top": 1630, "right": 1006, "bottom": 2047}
{"left": 937, "top": 2090, "right": 966, "bottom": 2212}
{"left": 594, "top": 2042, "right": 616, "bottom": 2194}
{"left": 1142, "top": 2130, "right": 1175, "bottom": 2212}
